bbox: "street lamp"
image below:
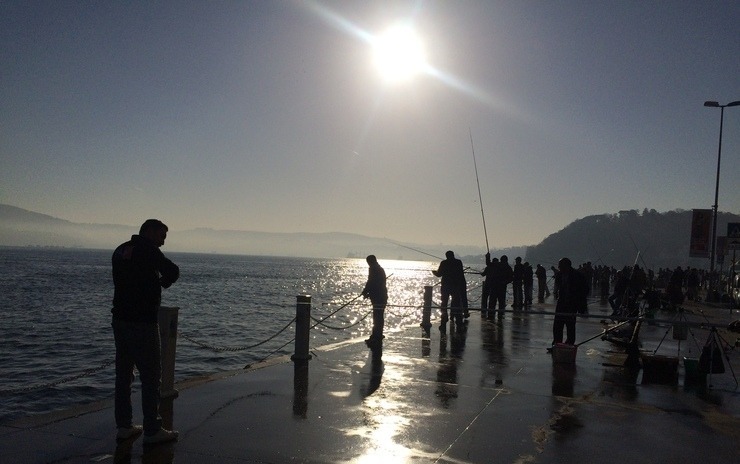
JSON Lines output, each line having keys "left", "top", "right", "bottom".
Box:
{"left": 703, "top": 99, "right": 740, "bottom": 299}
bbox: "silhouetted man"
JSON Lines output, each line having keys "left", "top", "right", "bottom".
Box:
{"left": 433, "top": 251, "right": 466, "bottom": 327}
{"left": 361, "top": 255, "right": 388, "bottom": 347}
{"left": 512, "top": 257, "right": 524, "bottom": 308}
{"left": 112, "top": 219, "right": 180, "bottom": 444}
{"left": 536, "top": 264, "right": 550, "bottom": 302}
{"left": 480, "top": 253, "right": 498, "bottom": 316}
{"left": 552, "top": 257, "right": 588, "bottom": 346}
{"left": 491, "top": 255, "right": 513, "bottom": 314}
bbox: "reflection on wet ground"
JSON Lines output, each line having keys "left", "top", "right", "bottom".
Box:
{"left": 3, "top": 300, "right": 739, "bottom": 463}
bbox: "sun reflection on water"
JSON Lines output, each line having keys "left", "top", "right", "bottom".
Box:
{"left": 308, "top": 259, "right": 439, "bottom": 342}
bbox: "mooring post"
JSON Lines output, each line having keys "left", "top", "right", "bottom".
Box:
{"left": 292, "top": 295, "right": 312, "bottom": 361}
{"left": 158, "top": 306, "right": 180, "bottom": 399}
{"left": 421, "top": 285, "right": 433, "bottom": 330}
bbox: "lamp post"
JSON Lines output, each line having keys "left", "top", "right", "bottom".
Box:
{"left": 703, "top": 100, "right": 740, "bottom": 299}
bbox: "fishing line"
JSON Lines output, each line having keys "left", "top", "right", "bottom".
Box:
{"left": 469, "top": 128, "right": 490, "bottom": 253}
{"left": 388, "top": 241, "right": 443, "bottom": 261}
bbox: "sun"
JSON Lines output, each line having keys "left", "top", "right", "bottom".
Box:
{"left": 372, "top": 23, "right": 426, "bottom": 83}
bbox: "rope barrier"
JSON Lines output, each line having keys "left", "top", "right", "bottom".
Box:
{"left": 310, "top": 311, "right": 372, "bottom": 330}
{"left": 179, "top": 317, "right": 297, "bottom": 352}
{"left": 4, "top": 288, "right": 733, "bottom": 399}
{"left": 0, "top": 358, "right": 115, "bottom": 396}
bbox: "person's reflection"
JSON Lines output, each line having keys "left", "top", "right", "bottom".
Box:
{"left": 293, "top": 360, "right": 310, "bottom": 418}
{"left": 115, "top": 434, "right": 176, "bottom": 464}
{"left": 360, "top": 344, "right": 384, "bottom": 398}
{"left": 481, "top": 318, "right": 507, "bottom": 385}
{"left": 551, "top": 363, "right": 576, "bottom": 397}
{"left": 113, "top": 435, "right": 134, "bottom": 464}
{"left": 142, "top": 442, "right": 175, "bottom": 464}
{"left": 435, "top": 328, "right": 467, "bottom": 407}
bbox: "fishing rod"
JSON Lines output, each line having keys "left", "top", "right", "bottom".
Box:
{"left": 388, "top": 241, "right": 444, "bottom": 261}
{"left": 469, "top": 128, "right": 490, "bottom": 253}
{"left": 389, "top": 240, "right": 483, "bottom": 273}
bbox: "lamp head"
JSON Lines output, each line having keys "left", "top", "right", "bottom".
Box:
{"left": 704, "top": 101, "right": 720, "bottom": 107}
{"left": 728, "top": 101, "right": 740, "bottom": 107}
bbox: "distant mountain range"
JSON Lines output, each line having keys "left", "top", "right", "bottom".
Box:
{"left": 0, "top": 204, "right": 498, "bottom": 261}
{"left": 1, "top": 204, "right": 737, "bottom": 269}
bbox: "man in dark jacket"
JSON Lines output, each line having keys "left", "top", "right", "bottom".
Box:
{"left": 512, "top": 257, "right": 524, "bottom": 308}
{"left": 433, "top": 251, "right": 466, "bottom": 326}
{"left": 112, "top": 219, "right": 180, "bottom": 444}
{"left": 362, "top": 255, "right": 388, "bottom": 346}
{"left": 552, "top": 257, "right": 588, "bottom": 345}
{"left": 491, "top": 255, "right": 514, "bottom": 314}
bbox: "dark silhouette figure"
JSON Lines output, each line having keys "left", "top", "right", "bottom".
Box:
{"left": 536, "top": 264, "right": 550, "bottom": 302}
{"left": 362, "top": 255, "right": 388, "bottom": 347}
{"left": 523, "top": 262, "right": 534, "bottom": 306}
{"left": 686, "top": 267, "right": 700, "bottom": 301}
{"left": 491, "top": 255, "right": 513, "bottom": 314}
{"left": 480, "top": 253, "right": 498, "bottom": 316}
{"left": 433, "top": 251, "right": 467, "bottom": 327}
{"left": 552, "top": 257, "right": 588, "bottom": 346}
{"left": 551, "top": 265, "right": 561, "bottom": 300}
{"left": 512, "top": 257, "right": 524, "bottom": 308}
{"left": 668, "top": 265, "right": 685, "bottom": 307}
{"left": 112, "top": 219, "right": 180, "bottom": 444}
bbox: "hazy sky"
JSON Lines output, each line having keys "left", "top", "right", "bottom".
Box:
{"left": 2, "top": 1, "right": 738, "bottom": 250}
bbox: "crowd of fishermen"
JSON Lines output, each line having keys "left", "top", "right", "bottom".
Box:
{"left": 360, "top": 248, "right": 728, "bottom": 348}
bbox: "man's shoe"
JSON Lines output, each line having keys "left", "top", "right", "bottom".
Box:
{"left": 116, "top": 425, "right": 143, "bottom": 440}
{"left": 143, "top": 428, "right": 179, "bottom": 445}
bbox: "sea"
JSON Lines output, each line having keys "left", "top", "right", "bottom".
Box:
{"left": 0, "top": 247, "right": 456, "bottom": 424}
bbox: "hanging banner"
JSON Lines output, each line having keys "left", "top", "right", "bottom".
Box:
{"left": 689, "top": 209, "right": 712, "bottom": 258}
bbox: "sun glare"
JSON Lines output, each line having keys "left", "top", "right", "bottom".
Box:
{"left": 372, "top": 24, "right": 426, "bottom": 83}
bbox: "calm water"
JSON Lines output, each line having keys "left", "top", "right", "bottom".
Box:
{"left": 0, "top": 247, "right": 444, "bottom": 423}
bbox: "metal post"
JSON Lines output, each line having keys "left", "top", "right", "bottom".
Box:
{"left": 421, "top": 285, "right": 433, "bottom": 330}
{"left": 704, "top": 99, "right": 740, "bottom": 299}
{"left": 708, "top": 106, "right": 724, "bottom": 300}
{"left": 292, "top": 295, "right": 312, "bottom": 361}
{"left": 158, "top": 306, "right": 179, "bottom": 399}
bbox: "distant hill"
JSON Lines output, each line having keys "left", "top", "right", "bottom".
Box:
{"left": 0, "top": 204, "right": 487, "bottom": 260}
{"left": 524, "top": 209, "right": 740, "bottom": 270}
{"left": 2, "top": 204, "right": 736, "bottom": 268}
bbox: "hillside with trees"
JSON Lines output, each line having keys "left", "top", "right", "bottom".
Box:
{"left": 525, "top": 209, "right": 740, "bottom": 271}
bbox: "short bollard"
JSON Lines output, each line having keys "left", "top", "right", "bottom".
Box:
{"left": 421, "top": 286, "right": 433, "bottom": 331}
{"left": 292, "top": 295, "right": 312, "bottom": 361}
{"left": 158, "top": 306, "right": 179, "bottom": 399}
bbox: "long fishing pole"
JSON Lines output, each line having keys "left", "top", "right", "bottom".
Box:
{"left": 389, "top": 241, "right": 443, "bottom": 261}
{"left": 389, "top": 241, "right": 482, "bottom": 273}
{"left": 469, "top": 128, "right": 489, "bottom": 253}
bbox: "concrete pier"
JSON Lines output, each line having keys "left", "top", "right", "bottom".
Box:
{"left": 2, "top": 300, "right": 738, "bottom": 463}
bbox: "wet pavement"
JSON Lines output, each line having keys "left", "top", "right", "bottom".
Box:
{"left": 2, "top": 299, "right": 739, "bottom": 463}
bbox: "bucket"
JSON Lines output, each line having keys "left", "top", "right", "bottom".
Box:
{"left": 641, "top": 354, "right": 678, "bottom": 385}
{"left": 683, "top": 357, "right": 706, "bottom": 386}
{"left": 552, "top": 343, "right": 577, "bottom": 364}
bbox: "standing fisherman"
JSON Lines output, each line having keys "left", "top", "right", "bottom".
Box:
{"left": 491, "top": 255, "right": 514, "bottom": 314}
{"left": 523, "top": 262, "right": 534, "bottom": 306}
{"left": 551, "top": 257, "right": 589, "bottom": 346}
{"left": 111, "top": 219, "right": 180, "bottom": 444}
{"left": 362, "top": 255, "right": 387, "bottom": 347}
{"left": 433, "top": 251, "right": 466, "bottom": 328}
{"left": 535, "top": 264, "right": 550, "bottom": 302}
{"left": 512, "top": 257, "right": 524, "bottom": 308}
{"left": 480, "top": 253, "right": 498, "bottom": 316}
